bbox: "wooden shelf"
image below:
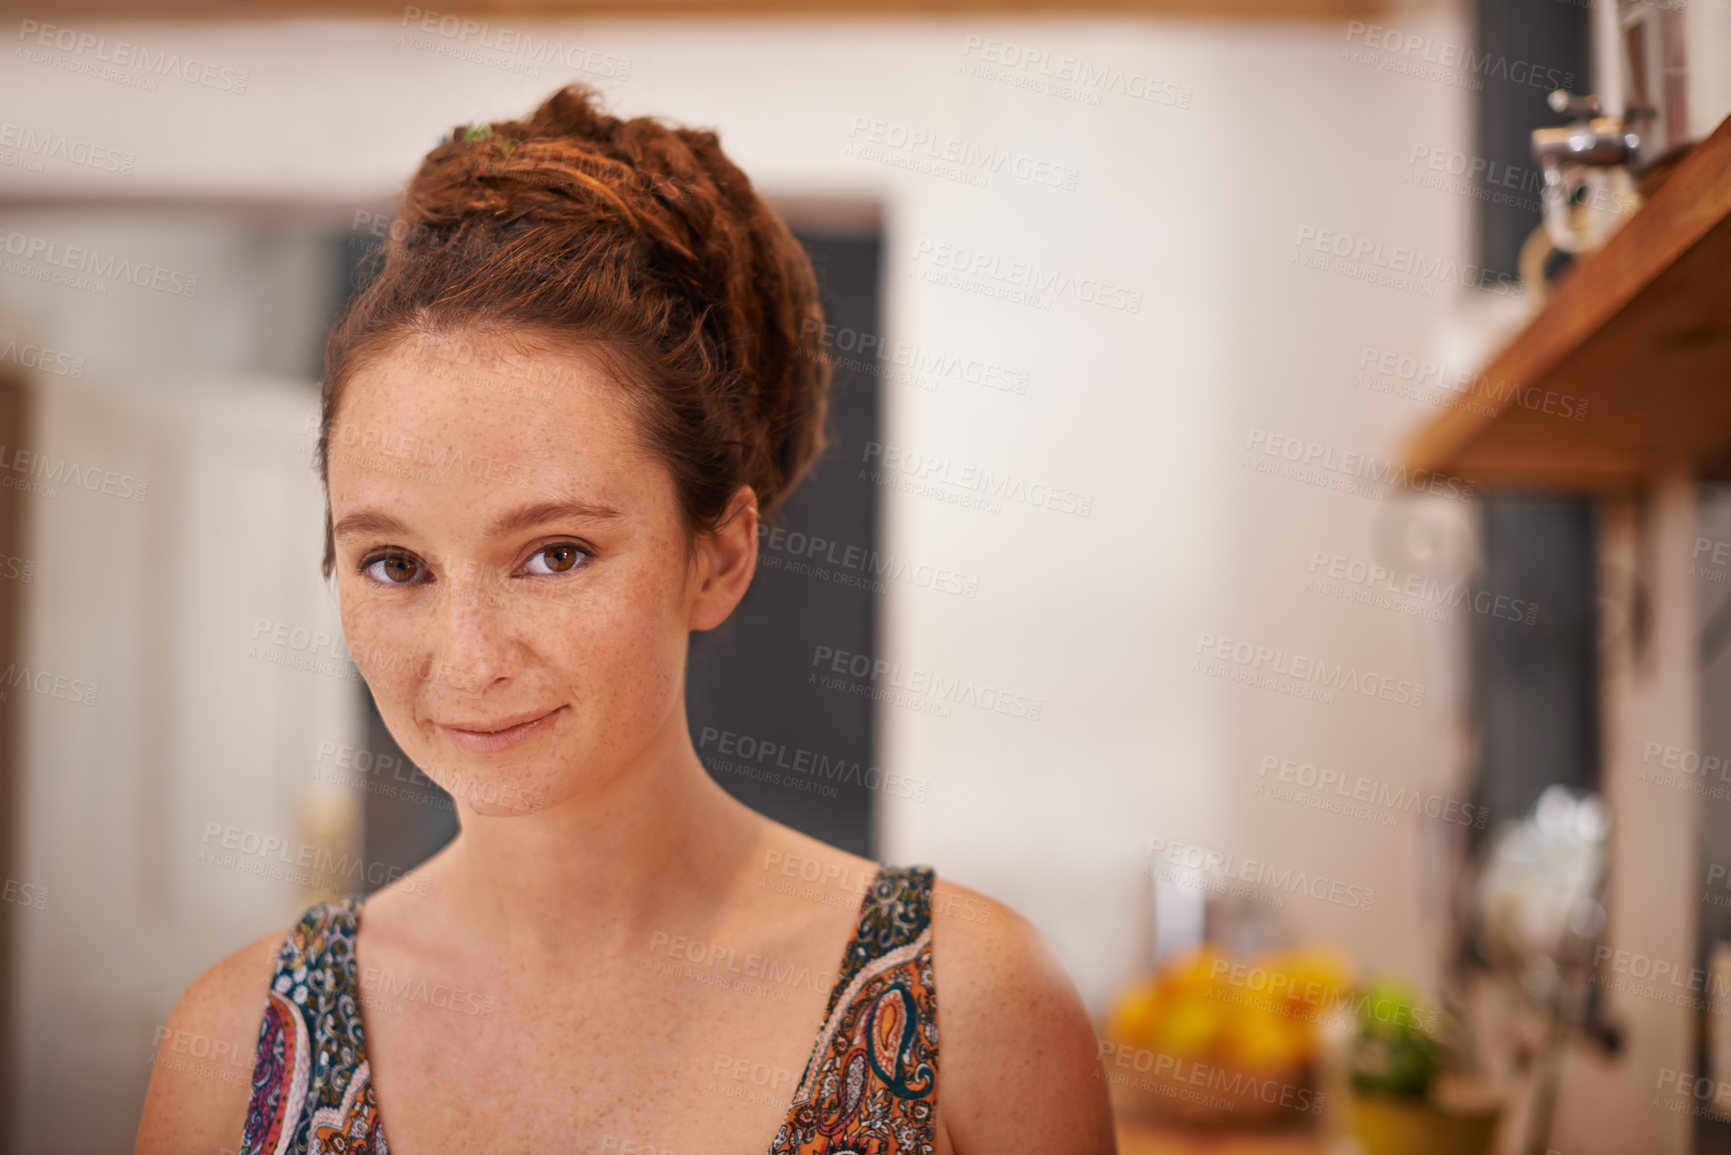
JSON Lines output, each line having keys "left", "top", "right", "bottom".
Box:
{"left": 1402, "top": 111, "right": 1731, "bottom": 493}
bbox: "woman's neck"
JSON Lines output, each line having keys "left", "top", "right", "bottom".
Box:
{"left": 414, "top": 708, "right": 771, "bottom": 967}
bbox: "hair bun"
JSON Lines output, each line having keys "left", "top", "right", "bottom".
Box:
{"left": 318, "top": 83, "right": 830, "bottom": 578}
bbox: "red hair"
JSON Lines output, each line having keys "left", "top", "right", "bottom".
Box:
{"left": 318, "top": 83, "right": 832, "bottom": 578}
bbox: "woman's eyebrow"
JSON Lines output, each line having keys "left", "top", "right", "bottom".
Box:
{"left": 487, "top": 499, "right": 626, "bottom": 537}
{"left": 333, "top": 509, "right": 408, "bottom": 539}
{"left": 333, "top": 500, "right": 623, "bottom": 543}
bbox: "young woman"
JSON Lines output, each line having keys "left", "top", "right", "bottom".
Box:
{"left": 134, "top": 84, "right": 1114, "bottom": 1155}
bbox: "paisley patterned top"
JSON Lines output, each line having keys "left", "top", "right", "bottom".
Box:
{"left": 238, "top": 864, "right": 938, "bottom": 1155}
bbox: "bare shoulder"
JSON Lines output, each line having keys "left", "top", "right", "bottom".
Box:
{"left": 928, "top": 878, "right": 1117, "bottom": 1155}
{"left": 133, "top": 928, "right": 284, "bottom": 1155}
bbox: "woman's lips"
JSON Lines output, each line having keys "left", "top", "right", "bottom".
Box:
{"left": 438, "top": 706, "right": 565, "bottom": 755}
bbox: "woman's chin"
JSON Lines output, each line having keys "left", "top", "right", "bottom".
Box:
{"left": 440, "top": 770, "right": 555, "bottom": 817}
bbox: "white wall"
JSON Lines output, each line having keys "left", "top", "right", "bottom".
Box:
{"left": 7, "top": 368, "right": 361, "bottom": 1152}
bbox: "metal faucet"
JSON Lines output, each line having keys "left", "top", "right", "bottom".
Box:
{"left": 1531, "top": 90, "right": 1647, "bottom": 253}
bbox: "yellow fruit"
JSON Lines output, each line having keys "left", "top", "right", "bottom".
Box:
{"left": 1106, "top": 979, "right": 1162, "bottom": 1042}
{"left": 1106, "top": 941, "right": 1355, "bottom": 1071}
{"left": 1151, "top": 994, "right": 1224, "bottom": 1056}
{"left": 1225, "top": 1000, "right": 1309, "bottom": 1067}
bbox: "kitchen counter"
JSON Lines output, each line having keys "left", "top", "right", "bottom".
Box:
{"left": 1116, "top": 1117, "right": 1327, "bottom": 1154}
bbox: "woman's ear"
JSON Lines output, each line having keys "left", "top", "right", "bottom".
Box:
{"left": 688, "top": 485, "right": 759, "bottom": 631}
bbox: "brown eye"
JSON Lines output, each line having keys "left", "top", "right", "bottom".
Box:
{"left": 363, "top": 555, "right": 422, "bottom": 584}
{"left": 525, "top": 544, "right": 587, "bottom": 576}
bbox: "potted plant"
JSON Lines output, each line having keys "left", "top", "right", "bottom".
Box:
{"left": 1342, "top": 977, "right": 1501, "bottom": 1155}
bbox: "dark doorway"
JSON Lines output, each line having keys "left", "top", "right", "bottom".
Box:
{"left": 684, "top": 229, "right": 883, "bottom": 857}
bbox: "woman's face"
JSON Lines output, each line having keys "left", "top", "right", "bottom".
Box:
{"left": 326, "top": 329, "right": 750, "bottom": 817}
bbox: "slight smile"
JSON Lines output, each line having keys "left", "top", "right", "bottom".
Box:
{"left": 437, "top": 706, "right": 566, "bottom": 755}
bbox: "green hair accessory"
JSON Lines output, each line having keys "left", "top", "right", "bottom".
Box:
{"left": 445, "top": 123, "right": 517, "bottom": 155}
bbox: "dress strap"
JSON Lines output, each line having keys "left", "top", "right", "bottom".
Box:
{"left": 822, "top": 865, "right": 934, "bottom": 1020}
{"left": 238, "top": 896, "right": 370, "bottom": 1155}
{"left": 771, "top": 864, "right": 939, "bottom": 1154}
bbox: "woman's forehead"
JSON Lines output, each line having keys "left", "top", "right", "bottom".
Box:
{"left": 328, "top": 333, "right": 665, "bottom": 509}
{"left": 341, "top": 333, "right": 640, "bottom": 448}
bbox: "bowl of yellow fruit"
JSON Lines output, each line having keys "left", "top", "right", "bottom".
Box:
{"left": 1102, "top": 942, "right": 1354, "bottom": 1125}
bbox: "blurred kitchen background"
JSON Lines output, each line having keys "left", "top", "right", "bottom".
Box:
{"left": 1, "top": 0, "right": 1730, "bottom": 1152}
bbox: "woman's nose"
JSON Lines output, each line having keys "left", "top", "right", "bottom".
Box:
{"left": 424, "top": 564, "right": 525, "bottom": 695}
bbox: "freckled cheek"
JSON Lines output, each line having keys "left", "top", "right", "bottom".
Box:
{"left": 552, "top": 582, "right": 677, "bottom": 681}
{"left": 336, "top": 588, "right": 430, "bottom": 703}
{"left": 549, "top": 570, "right": 690, "bottom": 720}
